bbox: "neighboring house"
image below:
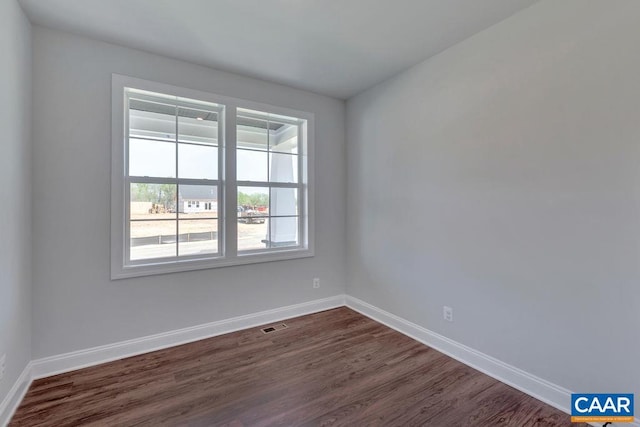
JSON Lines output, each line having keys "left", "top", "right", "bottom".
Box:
{"left": 179, "top": 186, "right": 218, "bottom": 214}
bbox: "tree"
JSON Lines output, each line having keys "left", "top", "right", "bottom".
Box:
{"left": 238, "top": 191, "right": 268, "bottom": 207}
{"left": 131, "top": 183, "right": 176, "bottom": 209}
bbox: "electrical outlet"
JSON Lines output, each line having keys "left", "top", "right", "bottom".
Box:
{"left": 313, "top": 278, "right": 320, "bottom": 289}
{"left": 0, "top": 354, "right": 6, "bottom": 381}
{"left": 443, "top": 306, "right": 453, "bottom": 322}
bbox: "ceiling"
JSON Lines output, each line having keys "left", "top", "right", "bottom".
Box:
{"left": 19, "top": 0, "right": 539, "bottom": 99}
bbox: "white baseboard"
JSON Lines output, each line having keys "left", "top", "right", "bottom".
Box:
{"left": 345, "top": 295, "right": 640, "bottom": 427}
{"left": 4, "top": 294, "right": 637, "bottom": 427}
{"left": 0, "top": 362, "right": 33, "bottom": 427}
{"left": 30, "top": 294, "right": 346, "bottom": 380}
{"left": 1, "top": 295, "right": 344, "bottom": 425}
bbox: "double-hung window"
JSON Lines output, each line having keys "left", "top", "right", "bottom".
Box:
{"left": 111, "top": 75, "right": 313, "bottom": 279}
{"left": 236, "top": 108, "right": 304, "bottom": 252}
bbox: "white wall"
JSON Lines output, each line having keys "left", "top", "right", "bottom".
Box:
{"left": 32, "top": 27, "right": 347, "bottom": 358}
{"left": 347, "top": 0, "right": 639, "bottom": 398}
{"left": 0, "top": 0, "right": 32, "bottom": 405}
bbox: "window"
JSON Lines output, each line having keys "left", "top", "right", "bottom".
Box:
{"left": 236, "top": 108, "right": 303, "bottom": 252}
{"left": 111, "top": 75, "right": 314, "bottom": 279}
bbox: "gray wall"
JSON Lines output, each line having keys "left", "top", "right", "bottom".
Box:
{"left": 32, "top": 27, "right": 346, "bottom": 358}
{"left": 347, "top": 0, "right": 639, "bottom": 396}
{"left": 0, "top": 0, "right": 32, "bottom": 404}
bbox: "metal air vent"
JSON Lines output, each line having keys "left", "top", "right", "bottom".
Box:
{"left": 261, "top": 323, "right": 288, "bottom": 334}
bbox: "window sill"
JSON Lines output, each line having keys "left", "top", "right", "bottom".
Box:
{"left": 111, "top": 248, "right": 314, "bottom": 280}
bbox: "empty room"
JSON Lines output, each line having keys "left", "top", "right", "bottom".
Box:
{"left": 1, "top": 0, "right": 638, "bottom": 425}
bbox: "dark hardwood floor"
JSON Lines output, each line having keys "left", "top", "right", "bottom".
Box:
{"left": 11, "top": 307, "right": 581, "bottom": 426}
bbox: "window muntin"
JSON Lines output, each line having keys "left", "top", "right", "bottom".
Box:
{"left": 113, "top": 77, "right": 313, "bottom": 279}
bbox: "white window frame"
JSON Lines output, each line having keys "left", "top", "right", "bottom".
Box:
{"left": 111, "top": 75, "right": 314, "bottom": 279}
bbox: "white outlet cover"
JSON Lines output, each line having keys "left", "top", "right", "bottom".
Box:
{"left": 0, "top": 354, "right": 5, "bottom": 380}
{"left": 443, "top": 306, "right": 453, "bottom": 322}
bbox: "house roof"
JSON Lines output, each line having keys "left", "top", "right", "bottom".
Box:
{"left": 179, "top": 186, "right": 217, "bottom": 201}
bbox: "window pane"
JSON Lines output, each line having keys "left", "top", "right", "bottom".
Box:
{"left": 178, "top": 107, "right": 218, "bottom": 145}
{"left": 130, "top": 183, "right": 177, "bottom": 220}
{"left": 237, "top": 114, "right": 268, "bottom": 151}
{"left": 238, "top": 218, "right": 269, "bottom": 252}
{"left": 269, "top": 122, "right": 298, "bottom": 154}
{"left": 178, "top": 185, "right": 218, "bottom": 218}
{"left": 178, "top": 220, "right": 218, "bottom": 256}
{"left": 237, "top": 149, "right": 268, "bottom": 182}
{"left": 270, "top": 188, "right": 298, "bottom": 217}
{"left": 129, "top": 139, "right": 176, "bottom": 178}
{"left": 238, "top": 186, "right": 268, "bottom": 251}
{"left": 130, "top": 220, "right": 176, "bottom": 260}
{"left": 129, "top": 99, "right": 176, "bottom": 142}
{"left": 269, "top": 217, "right": 299, "bottom": 248}
{"left": 178, "top": 143, "right": 218, "bottom": 180}
{"left": 269, "top": 152, "right": 298, "bottom": 183}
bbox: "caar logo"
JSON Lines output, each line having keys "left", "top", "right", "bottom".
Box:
{"left": 571, "top": 393, "right": 634, "bottom": 423}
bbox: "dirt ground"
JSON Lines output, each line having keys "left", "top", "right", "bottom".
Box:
{"left": 130, "top": 212, "right": 219, "bottom": 237}
{"left": 130, "top": 211, "right": 270, "bottom": 259}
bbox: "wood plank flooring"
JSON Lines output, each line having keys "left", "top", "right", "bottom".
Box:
{"left": 11, "top": 308, "right": 582, "bottom": 426}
